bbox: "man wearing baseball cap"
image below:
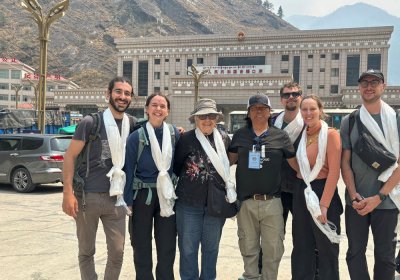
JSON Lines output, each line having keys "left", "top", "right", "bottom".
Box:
{"left": 229, "top": 93, "right": 298, "bottom": 280}
{"left": 341, "top": 69, "right": 400, "bottom": 280}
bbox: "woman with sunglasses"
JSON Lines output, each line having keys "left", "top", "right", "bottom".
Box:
{"left": 173, "top": 98, "right": 236, "bottom": 280}
{"left": 292, "top": 95, "right": 343, "bottom": 280}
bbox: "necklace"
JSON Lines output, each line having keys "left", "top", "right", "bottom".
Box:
{"left": 306, "top": 133, "right": 319, "bottom": 146}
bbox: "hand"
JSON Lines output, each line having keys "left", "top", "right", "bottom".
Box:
{"left": 177, "top": 126, "right": 185, "bottom": 135}
{"left": 317, "top": 205, "right": 328, "bottom": 224}
{"left": 351, "top": 192, "right": 365, "bottom": 210}
{"left": 62, "top": 192, "right": 78, "bottom": 218}
{"left": 356, "top": 195, "right": 381, "bottom": 216}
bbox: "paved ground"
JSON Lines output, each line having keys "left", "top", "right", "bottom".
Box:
{"left": 0, "top": 179, "right": 399, "bottom": 280}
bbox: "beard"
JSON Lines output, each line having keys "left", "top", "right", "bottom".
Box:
{"left": 109, "top": 97, "right": 131, "bottom": 112}
{"left": 285, "top": 103, "right": 298, "bottom": 112}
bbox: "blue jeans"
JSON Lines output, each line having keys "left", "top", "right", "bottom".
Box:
{"left": 176, "top": 201, "right": 226, "bottom": 280}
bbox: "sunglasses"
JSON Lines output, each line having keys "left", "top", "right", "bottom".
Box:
{"left": 359, "top": 80, "right": 382, "bottom": 88}
{"left": 198, "top": 114, "right": 218, "bottom": 120}
{"left": 281, "top": 91, "right": 302, "bottom": 99}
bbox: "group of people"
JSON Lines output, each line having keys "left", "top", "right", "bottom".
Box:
{"left": 62, "top": 69, "right": 400, "bottom": 280}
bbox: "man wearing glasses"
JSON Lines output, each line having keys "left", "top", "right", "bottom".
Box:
{"left": 340, "top": 69, "right": 400, "bottom": 280}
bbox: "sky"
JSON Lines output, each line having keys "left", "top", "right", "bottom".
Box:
{"left": 278, "top": 0, "right": 399, "bottom": 17}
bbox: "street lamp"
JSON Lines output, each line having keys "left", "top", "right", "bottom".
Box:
{"left": 21, "top": 0, "right": 69, "bottom": 134}
{"left": 11, "top": 84, "right": 23, "bottom": 109}
{"left": 188, "top": 64, "right": 210, "bottom": 108}
{"left": 26, "top": 79, "right": 39, "bottom": 111}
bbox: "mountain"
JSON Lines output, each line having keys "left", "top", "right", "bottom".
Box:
{"left": 0, "top": 0, "right": 296, "bottom": 87}
{"left": 285, "top": 2, "right": 400, "bottom": 85}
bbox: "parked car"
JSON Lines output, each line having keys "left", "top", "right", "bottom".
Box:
{"left": 0, "top": 134, "right": 72, "bottom": 193}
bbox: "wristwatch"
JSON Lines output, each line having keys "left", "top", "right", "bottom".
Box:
{"left": 378, "top": 192, "right": 388, "bottom": 202}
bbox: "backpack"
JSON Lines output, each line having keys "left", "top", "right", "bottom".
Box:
{"left": 131, "top": 122, "right": 176, "bottom": 205}
{"left": 72, "top": 112, "right": 136, "bottom": 194}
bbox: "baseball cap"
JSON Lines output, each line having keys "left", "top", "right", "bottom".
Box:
{"left": 358, "top": 69, "right": 384, "bottom": 83}
{"left": 247, "top": 93, "right": 271, "bottom": 109}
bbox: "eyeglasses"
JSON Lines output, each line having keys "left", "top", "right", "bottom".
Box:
{"left": 281, "top": 91, "right": 302, "bottom": 99}
{"left": 198, "top": 114, "right": 218, "bottom": 120}
{"left": 249, "top": 106, "right": 269, "bottom": 112}
{"left": 359, "top": 80, "right": 382, "bottom": 88}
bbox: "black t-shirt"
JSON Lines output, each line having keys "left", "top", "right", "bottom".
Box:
{"left": 228, "top": 126, "right": 295, "bottom": 201}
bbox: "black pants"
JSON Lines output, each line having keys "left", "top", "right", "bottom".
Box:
{"left": 129, "top": 188, "right": 177, "bottom": 280}
{"left": 291, "top": 179, "right": 343, "bottom": 280}
{"left": 281, "top": 191, "right": 293, "bottom": 230}
{"left": 346, "top": 205, "right": 398, "bottom": 280}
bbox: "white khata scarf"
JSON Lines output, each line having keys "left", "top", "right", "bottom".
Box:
{"left": 195, "top": 128, "right": 237, "bottom": 203}
{"left": 297, "top": 120, "right": 341, "bottom": 243}
{"left": 274, "top": 111, "right": 304, "bottom": 143}
{"left": 103, "top": 108, "right": 131, "bottom": 215}
{"left": 359, "top": 101, "right": 400, "bottom": 209}
{"left": 146, "top": 121, "right": 177, "bottom": 217}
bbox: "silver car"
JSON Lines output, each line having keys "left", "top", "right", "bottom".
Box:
{"left": 0, "top": 134, "right": 72, "bottom": 192}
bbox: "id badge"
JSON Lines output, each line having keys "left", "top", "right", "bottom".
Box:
{"left": 248, "top": 151, "right": 261, "bottom": 169}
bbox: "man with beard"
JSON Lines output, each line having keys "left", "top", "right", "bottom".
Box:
{"left": 62, "top": 77, "right": 136, "bottom": 279}
{"left": 341, "top": 69, "right": 400, "bottom": 280}
{"left": 273, "top": 82, "right": 304, "bottom": 227}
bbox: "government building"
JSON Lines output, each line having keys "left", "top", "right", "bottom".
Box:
{"left": 110, "top": 26, "right": 399, "bottom": 129}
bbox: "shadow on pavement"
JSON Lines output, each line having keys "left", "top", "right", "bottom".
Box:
{"left": 0, "top": 183, "right": 63, "bottom": 194}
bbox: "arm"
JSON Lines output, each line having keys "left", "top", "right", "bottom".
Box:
{"left": 123, "top": 133, "right": 139, "bottom": 208}
{"left": 341, "top": 149, "right": 362, "bottom": 205}
{"left": 287, "top": 157, "right": 299, "bottom": 173}
{"left": 62, "top": 139, "right": 85, "bottom": 218}
{"left": 357, "top": 161, "right": 400, "bottom": 216}
{"left": 228, "top": 152, "right": 238, "bottom": 165}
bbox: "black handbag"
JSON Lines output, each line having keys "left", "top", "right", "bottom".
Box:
{"left": 353, "top": 115, "right": 397, "bottom": 174}
{"left": 206, "top": 176, "right": 238, "bottom": 219}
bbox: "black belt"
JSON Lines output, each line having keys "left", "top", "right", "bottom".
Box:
{"left": 247, "top": 194, "right": 279, "bottom": 201}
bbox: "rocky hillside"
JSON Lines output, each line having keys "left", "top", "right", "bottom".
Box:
{"left": 0, "top": 0, "right": 296, "bottom": 87}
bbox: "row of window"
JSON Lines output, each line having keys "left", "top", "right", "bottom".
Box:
{"left": 282, "top": 53, "right": 339, "bottom": 61}
{"left": 281, "top": 68, "right": 340, "bottom": 76}
{"left": 0, "top": 83, "right": 57, "bottom": 91}
{"left": 0, "top": 94, "right": 29, "bottom": 101}
{"left": 0, "top": 69, "right": 21, "bottom": 79}
{"left": 154, "top": 58, "right": 186, "bottom": 64}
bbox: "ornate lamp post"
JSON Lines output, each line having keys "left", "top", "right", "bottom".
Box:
{"left": 21, "top": 0, "right": 69, "bottom": 133}
{"left": 11, "top": 84, "right": 23, "bottom": 109}
{"left": 26, "top": 79, "right": 39, "bottom": 111}
{"left": 188, "top": 64, "right": 210, "bottom": 108}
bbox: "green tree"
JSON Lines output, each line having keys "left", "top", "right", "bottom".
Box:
{"left": 277, "top": 5, "right": 284, "bottom": 18}
{"left": 262, "top": 0, "right": 274, "bottom": 11}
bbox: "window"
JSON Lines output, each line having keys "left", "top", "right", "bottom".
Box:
{"left": 175, "top": 71, "right": 180, "bottom": 75}
{"left": 320, "top": 68, "right": 325, "bottom": 72}
{"left": 138, "top": 61, "right": 149, "bottom": 96}
{"left": 320, "top": 54, "right": 326, "bottom": 59}
{"left": 0, "top": 83, "right": 9, "bottom": 90}
{"left": 308, "top": 54, "right": 313, "bottom": 59}
{"left": 331, "top": 68, "right": 339, "bottom": 77}
{"left": 154, "top": 59, "right": 161, "bottom": 65}
{"left": 47, "top": 85, "right": 55, "bottom": 91}
{"left": 293, "top": 56, "right": 300, "bottom": 83}
{"left": 281, "top": 69, "right": 289, "bottom": 74}
{"left": 0, "top": 69, "right": 9, "bottom": 79}
{"left": 164, "top": 86, "right": 169, "bottom": 90}
{"left": 331, "top": 53, "right": 340, "bottom": 60}
{"left": 367, "top": 54, "right": 381, "bottom": 70}
{"left": 0, "top": 94, "right": 8, "bottom": 100}
{"left": 21, "top": 138, "right": 43, "bottom": 150}
{"left": 176, "top": 58, "right": 181, "bottom": 62}
{"left": 307, "top": 85, "right": 312, "bottom": 89}
{"left": 330, "top": 85, "right": 339, "bottom": 94}
{"left": 319, "top": 85, "right": 325, "bottom": 89}
{"left": 123, "top": 61, "right": 133, "bottom": 80}
{"left": 154, "top": 72, "right": 161, "bottom": 80}
{"left": 57, "top": 86, "right": 67, "bottom": 90}
{"left": 165, "top": 72, "right": 169, "bottom": 75}
{"left": 346, "top": 55, "right": 360, "bottom": 86}
{"left": 308, "top": 69, "right": 313, "bottom": 72}
{"left": 11, "top": 70, "right": 21, "bottom": 79}
{"left": 23, "top": 85, "right": 31, "bottom": 91}
{"left": 197, "top": 57, "right": 204, "bottom": 64}
{"left": 153, "top": 87, "right": 160, "bottom": 93}
{"left": 165, "top": 59, "right": 169, "bottom": 62}
{"left": 281, "top": 55, "right": 289, "bottom": 61}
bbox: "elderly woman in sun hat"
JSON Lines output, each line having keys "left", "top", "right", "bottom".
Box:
{"left": 174, "top": 98, "right": 236, "bottom": 280}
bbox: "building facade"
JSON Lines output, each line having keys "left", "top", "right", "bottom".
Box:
{"left": 114, "top": 26, "right": 394, "bottom": 129}
{"left": 0, "top": 58, "right": 79, "bottom": 110}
